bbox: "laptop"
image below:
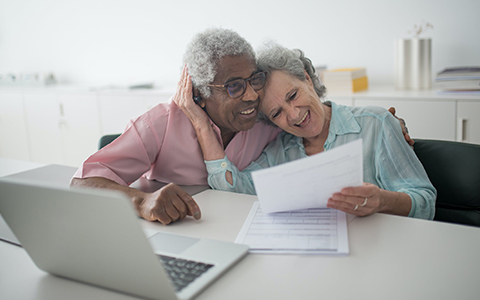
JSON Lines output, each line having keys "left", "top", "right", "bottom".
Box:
{"left": 0, "top": 177, "right": 248, "bottom": 300}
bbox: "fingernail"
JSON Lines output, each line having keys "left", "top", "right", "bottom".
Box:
{"left": 194, "top": 211, "right": 201, "bottom": 220}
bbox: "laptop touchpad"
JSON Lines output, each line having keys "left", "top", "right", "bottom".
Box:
{"left": 148, "top": 232, "right": 200, "bottom": 254}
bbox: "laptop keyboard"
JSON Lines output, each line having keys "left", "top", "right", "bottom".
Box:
{"left": 158, "top": 255, "right": 214, "bottom": 292}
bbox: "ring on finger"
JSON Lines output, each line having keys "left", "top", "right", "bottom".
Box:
{"left": 354, "top": 204, "right": 359, "bottom": 211}
{"left": 361, "top": 197, "right": 368, "bottom": 207}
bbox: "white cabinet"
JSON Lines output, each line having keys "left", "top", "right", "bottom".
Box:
{"left": 326, "top": 95, "right": 353, "bottom": 107}
{"left": 97, "top": 92, "right": 171, "bottom": 135}
{"left": 457, "top": 101, "right": 480, "bottom": 144}
{"left": 354, "top": 99, "right": 456, "bottom": 141}
{"left": 23, "top": 93, "right": 64, "bottom": 164}
{"left": 0, "top": 87, "right": 173, "bottom": 167}
{"left": 23, "top": 92, "right": 101, "bottom": 167}
{"left": 59, "top": 93, "right": 102, "bottom": 166}
{"left": 329, "top": 87, "right": 480, "bottom": 143}
{"left": 98, "top": 95, "right": 150, "bottom": 135}
{"left": 1, "top": 86, "right": 478, "bottom": 167}
{"left": 147, "top": 94, "right": 172, "bottom": 110}
{"left": 0, "top": 93, "right": 30, "bottom": 160}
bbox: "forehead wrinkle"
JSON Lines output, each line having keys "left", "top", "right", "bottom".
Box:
{"left": 221, "top": 66, "right": 257, "bottom": 84}
{"left": 263, "top": 89, "right": 284, "bottom": 116}
{"left": 215, "top": 55, "right": 256, "bottom": 84}
{"left": 225, "top": 69, "right": 259, "bottom": 84}
{"left": 264, "top": 75, "right": 297, "bottom": 116}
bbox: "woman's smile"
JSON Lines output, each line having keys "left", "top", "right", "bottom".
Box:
{"left": 294, "top": 110, "right": 310, "bottom": 127}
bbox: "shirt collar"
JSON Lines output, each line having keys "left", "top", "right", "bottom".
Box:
{"left": 325, "top": 102, "right": 361, "bottom": 145}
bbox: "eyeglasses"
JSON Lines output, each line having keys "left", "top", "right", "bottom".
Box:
{"left": 207, "top": 71, "right": 267, "bottom": 98}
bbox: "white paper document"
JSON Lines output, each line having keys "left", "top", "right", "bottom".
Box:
{"left": 235, "top": 202, "right": 349, "bottom": 255}
{"left": 251, "top": 139, "right": 363, "bottom": 214}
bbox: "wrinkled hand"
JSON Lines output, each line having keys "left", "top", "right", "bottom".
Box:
{"left": 173, "top": 65, "right": 210, "bottom": 127}
{"left": 327, "top": 183, "right": 383, "bottom": 217}
{"left": 132, "top": 183, "right": 201, "bottom": 225}
{"left": 388, "top": 107, "right": 414, "bottom": 146}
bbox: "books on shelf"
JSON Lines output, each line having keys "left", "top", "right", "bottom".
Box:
{"left": 436, "top": 66, "right": 480, "bottom": 79}
{"left": 323, "top": 68, "right": 368, "bottom": 93}
{"left": 435, "top": 79, "right": 480, "bottom": 90}
{"left": 434, "top": 66, "right": 480, "bottom": 91}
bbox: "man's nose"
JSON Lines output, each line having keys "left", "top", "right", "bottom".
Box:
{"left": 241, "top": 82, "right": 259, "bottom": 101}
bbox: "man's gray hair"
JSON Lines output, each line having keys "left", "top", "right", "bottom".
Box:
{"left": 257, "top": 42, "right": 326, "bottom": 99}
{"left": 183, "top": 28, "right": 255, "bottom": 98}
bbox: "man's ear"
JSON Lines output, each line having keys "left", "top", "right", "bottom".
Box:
{"left": 193, "top": 88, "right": 206, "bottom": 108}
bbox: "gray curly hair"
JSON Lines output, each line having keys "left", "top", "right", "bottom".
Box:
{"left": 257, "top": 43, "right": 326, "bottom": 98}
{"left": 256, "top": 43, "right": 327, "bottom": 123}
{"left": 183, "top": 28, "right": 256, "bottom": 98}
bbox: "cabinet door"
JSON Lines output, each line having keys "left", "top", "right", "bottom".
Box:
{"left": 457, "top": 101, "right": 480, "bottom": 145}
{"left": 326, "top": 95, "right": 353, "bottom": 106}
{"left": 355, "top": 99, "right": 456, "bottom": 141}
{"left": 59, "top": 93, "right": 101, "bottom": 166}
{"left": 0, "top": 93, "right": 30, "bottom": 160}
{"left": 98, "top": 95, "right": 149, "bottom": 135}
{"left": 146, "top": 93, "right": 172, "bottom": 110}
{"left": 23, "top": 93, "right": 64, "bottom": 164}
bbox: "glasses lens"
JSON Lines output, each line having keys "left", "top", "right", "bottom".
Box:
{"left": 227, "top": 80, "right": 246, "bottom": 98}
{"left": 250, "top": 72, "right": 266, "bottom": 90}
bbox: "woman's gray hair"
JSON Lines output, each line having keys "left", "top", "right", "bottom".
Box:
{"left": 256, "top": 43, "right": 327, "bottom": 124}
{"left": 183, "top": 28, "right": 255, "bottom": 98}
{"left": 257, "top": 43, "right": 326, "bottom": 99}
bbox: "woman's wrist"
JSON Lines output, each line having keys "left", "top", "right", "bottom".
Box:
{"left": 378, "top": 189, "right": 411, "bottom": 217}
{"left": 193, "top": 122, "right": 225, "bottom": 161}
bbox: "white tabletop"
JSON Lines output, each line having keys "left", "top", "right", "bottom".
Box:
{"left": 0, "top": 157, "right": 45, "bottom": 177}
{"left": 141, "top": 191, "right": 480, "bottom": 300}
{"left": 1, "top": 159, "right": 480, "bottom": 300}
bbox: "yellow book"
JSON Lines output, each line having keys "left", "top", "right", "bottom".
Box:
{"left": 324, "top": 76, "right": 368, "bottom": 93}
{"left": 323, "top": 68, "right": 367, "bottom": 80}
{"left": 351, "top": 76, "right": 368, "bottom": 92}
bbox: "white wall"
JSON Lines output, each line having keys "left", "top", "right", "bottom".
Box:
{"left": 0, "top": 0, "right": 479, "bottom": 88}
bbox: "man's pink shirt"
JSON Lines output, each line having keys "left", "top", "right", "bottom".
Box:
{"left": 73, "top": 99, "right": 281, "bottom": 186}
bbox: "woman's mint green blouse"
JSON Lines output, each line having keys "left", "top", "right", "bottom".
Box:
{"left": 205, "top": 102, "right": 436, "bottom": 220}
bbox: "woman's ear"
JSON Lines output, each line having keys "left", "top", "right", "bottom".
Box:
{"left": 304, "top": 70, "right": 314, "bottom": 87}
{"left": 304, "top": 70, "right": 312, "bottom": 82}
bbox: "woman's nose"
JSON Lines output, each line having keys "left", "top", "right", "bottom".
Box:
{"left": 286, "top": 105, "right": 300, "bottom": 122}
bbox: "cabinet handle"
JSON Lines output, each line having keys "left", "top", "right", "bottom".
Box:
{"left": 59, "top": 102, "right": 65, "bottom": 117}
{"left": 457, "top": 118, "right": 467, "bottom": 142}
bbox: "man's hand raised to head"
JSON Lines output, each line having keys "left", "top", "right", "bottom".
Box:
{"left": 133, "top": 183, "right": 201, "bottom": 225}
{"left": 388, "top": 107, "right": 415, "bottom": 146}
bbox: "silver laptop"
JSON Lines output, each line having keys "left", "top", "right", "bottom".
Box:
{"left": 0, "top": 177, "right": 248, "bottom": 300}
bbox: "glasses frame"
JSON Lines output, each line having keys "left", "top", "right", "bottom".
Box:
{"left": 206, "top": 71, "right": 267, "bottom": 98}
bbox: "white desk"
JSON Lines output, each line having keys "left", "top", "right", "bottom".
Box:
{"left": 1, "top": 160, "right": 480, "bottom": 300}
{"left": 0, "top": 157, "right": 45, "bottom": 177}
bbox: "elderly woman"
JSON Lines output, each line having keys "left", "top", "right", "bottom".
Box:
{"left": 176, "top": 43, "right": 436, "bottom": 219}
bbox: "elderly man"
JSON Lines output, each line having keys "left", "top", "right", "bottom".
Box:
{"left": 71, "top": 28, "right": 281, "bottom": 225}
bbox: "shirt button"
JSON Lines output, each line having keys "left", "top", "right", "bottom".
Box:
{"left": 221, "top": 162, "right": 227, "bottom": 168}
